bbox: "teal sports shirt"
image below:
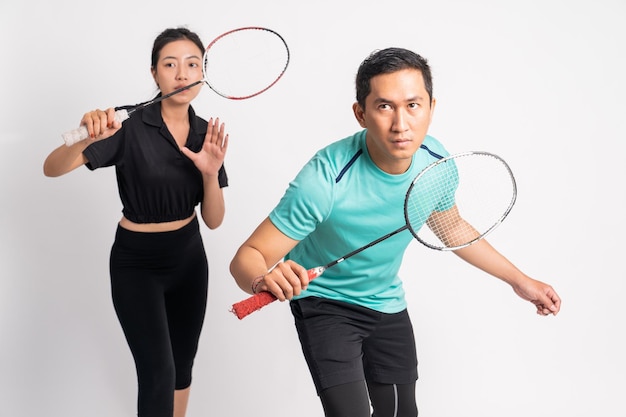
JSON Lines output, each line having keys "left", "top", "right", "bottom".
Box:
{"left": 269, "top": 129, "right": 452, "bottom": 313}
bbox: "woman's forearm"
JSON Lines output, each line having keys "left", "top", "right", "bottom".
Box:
{"left": 43, "top": 142, "right": 89, "bottom": 177}
{"left": 200, "top": 174, "right": 225, "bottom": 229}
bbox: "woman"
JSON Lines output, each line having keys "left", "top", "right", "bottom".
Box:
{"left": 43, "top": 27, "right": 228, "bottom": 417}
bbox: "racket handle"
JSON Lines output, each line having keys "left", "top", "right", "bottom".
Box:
{"left": 61, "top": 109, "right": 130, "bottom": 146}
{"left": 230, "top": 266, "right": 325, "bottom": 320}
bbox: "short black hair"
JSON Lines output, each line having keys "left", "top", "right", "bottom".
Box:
{"left": 355, "top": 47, "right": 433, "bottom": 108}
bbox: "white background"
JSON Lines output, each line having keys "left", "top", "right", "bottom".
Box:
{"left": 1, "top": 0, "right": 624, "bottom": 416}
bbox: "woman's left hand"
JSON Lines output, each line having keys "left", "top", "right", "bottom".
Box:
{"left": 181, "top": 117, "right": 228, "bottom": 176}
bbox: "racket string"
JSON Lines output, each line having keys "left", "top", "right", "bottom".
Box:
{"left": 406, "top": 153, "right": 516, "bottom": 250}
{"left": 203, "top": 27, "right": 290, "bottom": 99}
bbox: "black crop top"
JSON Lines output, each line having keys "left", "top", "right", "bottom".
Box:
{"left": 83, "top": 102, "right": 228, "bottom": 223}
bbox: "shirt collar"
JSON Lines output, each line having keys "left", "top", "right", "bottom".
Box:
{"left": 142, "top": 96, "right": 203, "bottom": 134}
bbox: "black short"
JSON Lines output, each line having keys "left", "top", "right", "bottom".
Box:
{"left": 290, "top": 297, "right": 418, "bottom": 393}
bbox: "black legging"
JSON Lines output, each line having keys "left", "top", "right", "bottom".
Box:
{"left": 320, "top": 380, "right": 418, "bottom": 417}
{"left": 109, "top": 217, "right": 208, "bottom": 417}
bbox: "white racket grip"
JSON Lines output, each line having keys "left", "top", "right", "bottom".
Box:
{"left": 62, "top": 109, "right": 130, "bottom": 146}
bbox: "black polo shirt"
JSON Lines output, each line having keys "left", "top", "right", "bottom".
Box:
{"left": 83, "top": 102, "right": 228, "bottom": 223}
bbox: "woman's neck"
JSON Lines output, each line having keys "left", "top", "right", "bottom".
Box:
{"left": 160, "top": 101, "right": 190, "bottom": 124}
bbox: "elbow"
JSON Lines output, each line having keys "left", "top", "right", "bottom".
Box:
{"left": 42, "top": 160, "right": 59, "bottom": 177}
{"left": 201, "top": 205, "right": 225, "bottom": 229}
{"left": 43, "top": 166, "right": 64, "bottom": 178}
{"left": 42, "top": 152, "right": 72, "bottom": 178}
{"left": 206, "top": 220, "right": 223, "bottom": 230}
{"left": 203, "top": 211, "right": 224, "bottom": 230}
{"left": 229, "top": 257, "right": 249, "bottom": 293}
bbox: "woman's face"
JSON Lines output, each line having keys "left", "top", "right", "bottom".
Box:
{"left": 152, "top": 39, "right": 204, "bottom": 105}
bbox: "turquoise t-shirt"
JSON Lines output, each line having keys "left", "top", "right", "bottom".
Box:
{"left": 269, "top": 129, "right": 451, "bottom": 313}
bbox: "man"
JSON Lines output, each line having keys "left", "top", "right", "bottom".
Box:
{"left": 230, "top": 47, "right": 561, "bottom": 417}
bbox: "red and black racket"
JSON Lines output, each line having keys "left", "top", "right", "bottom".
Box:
{"left": 62, "top": 27, "right": 290, "bottom": 145}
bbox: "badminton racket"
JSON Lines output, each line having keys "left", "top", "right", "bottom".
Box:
{"left": 62, "top": 26, "right": 290, "bottom": 145}
{"left": 231, "top": 151, "right": 517, "bottom": 319}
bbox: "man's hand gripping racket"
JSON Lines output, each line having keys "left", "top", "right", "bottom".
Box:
{"left": 61, "top": 27, "right": 290, "bottom": 145}
{"left": 230, "top": 151, "right": 517, "bottom": 319}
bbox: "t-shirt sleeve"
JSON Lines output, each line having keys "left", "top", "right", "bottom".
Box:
{"left": 420, "top": 135, "right": 456, "bottom": 212}
{"left": 83, "top": 129, "right": 125, "bottom": 170}
{"left": 434, "top": 158, "right": 459, "bottom": 212}
{"left": 218, "top": 164, "right": 228, "bottom": 188}
{"left": 269, "top": 155, "right": 334, "bottom": 241}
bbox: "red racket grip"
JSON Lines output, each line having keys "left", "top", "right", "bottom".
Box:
{"left": 230, "top": 266, "right": 325, "bottom": 320}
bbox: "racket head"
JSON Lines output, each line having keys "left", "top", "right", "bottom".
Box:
{"left": 404, "top": 151, "right": 517, "bottom": 251}
{"left": 202, "top": 26, "right": 290, "bottom": 100}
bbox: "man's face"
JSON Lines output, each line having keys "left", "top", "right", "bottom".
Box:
{"left": 353, "top": 68, "right": 435, "bottom": 175}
